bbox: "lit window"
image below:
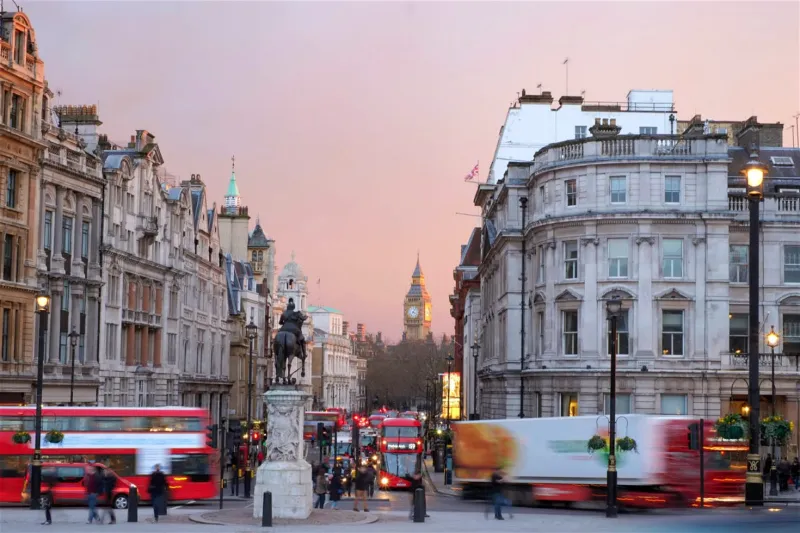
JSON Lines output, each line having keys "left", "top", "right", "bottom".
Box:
{"left": 661, "top": 310, "right": 684, "bottom": 356}
{"left": 729, "top": 314, "right": 748, "bottom": 354}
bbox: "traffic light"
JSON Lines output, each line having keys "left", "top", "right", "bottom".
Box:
{"left": 317, "top": 422, "right": 324, "bottom": 443}
{"left": 207, "top": 424, "right": 218, "bottom": 449}
{"left": 688, "top": 422, "right": 700, "bottom": 450}
{"left": 351, "top": 422, "right": 360, "bottom": 447}
{"left": 321, "top": 426, "right": 331, "bottom": 447}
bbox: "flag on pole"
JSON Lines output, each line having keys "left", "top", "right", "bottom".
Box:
{"left": 464, "top": 162, "right": 479, "bottom": 182}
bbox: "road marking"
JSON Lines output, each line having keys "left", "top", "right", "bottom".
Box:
{"left": 169, "top": 500, "right": 196, "bottom": 510}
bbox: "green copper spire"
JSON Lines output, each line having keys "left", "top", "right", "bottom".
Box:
{"left": 226, "top": 155, "right": 240, "bottom": 198}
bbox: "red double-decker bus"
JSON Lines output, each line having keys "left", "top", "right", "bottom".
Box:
{"left": 377, "top": 417, "right": 422, "bottom": 490}
{"left": 304, "top": 411, "right": 338, "bottom": 441}
{"left": 0, "top": 406, "right": 217, "bottom": 504}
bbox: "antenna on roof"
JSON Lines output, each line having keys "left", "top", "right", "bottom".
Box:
{"left": 536, "top": 83, "right": 542, "bottom": 91}
{"left": 563, "top": 57, "right": 569, "bottom": 95}
{"left": 11, "top": 0, "right": 19, "bottom": 10}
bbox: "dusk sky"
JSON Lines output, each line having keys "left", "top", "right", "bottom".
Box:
{"left": 25, "top": 1, "right": 799, "bottom": 342}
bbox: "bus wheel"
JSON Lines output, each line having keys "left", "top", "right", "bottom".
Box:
{"left": 113, "top": 494, "right": 129, "bottom": 510}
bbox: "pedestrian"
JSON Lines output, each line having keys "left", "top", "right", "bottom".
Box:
{"left": 366, "top": 463, "right": 376, "bottom": 498}
{"left": 40, "top": 469, "right": 55, "bottom": 525}
{"left": 328, "top": 473, "right": 343, "bottom": 510}
{"left": 148, "top": 464, "right": 168, "bottom": 523}
{"left": 779, "top": 458, "right": 791, "bottom": 491}
{"left": 487, "top": 468, "right": 506, "bottom": 520}
{"left": 353, "top": 465, "right": 369, "bottom": 512}
{"left": 407, "top": 471, "right": 424, "bottom": 520}
{"left": 83, "top": 466, "right": 102, "bottom": 524}
{"left": 257, "top": 449, "right": 264, "bottom": 466}
{"left": 792, "top": 458, "right": 800, "bottom": 490}
{"left": 101, "top": 469, "right": 117, "bottom": 524}
{"left": 763, "top": 453, "right": 773, "bottom": 486}
{"left": 314, "top": 467, "right": 328, "bottom": 509}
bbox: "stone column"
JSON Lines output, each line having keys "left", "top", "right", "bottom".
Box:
{"left": 544, "top": 241, "right": 557, "bottom": 356}
{"left": 51, "top": 186, "right": 65, "bottom": 273}
{"left": 8, "top": 303, "right": 17, "bottom": 362}
{"left": 70, "top": 285, "right": 84, "bottom": 363}
{"left": 126, "top": 324, "right": 135, "bottom": 366}
{"left": 142, "top": 284, "right": 151, "bottom": 314}
{"left": 72, "top": 193, "right": 85, "bottom": 276}
{"left": 87, "top": 200, "right": 102, "bottom": 282}
{"left": 153, "top": 328, "right": 162, "bottom": 368}
{"left": 10, "top": 235, "right": 19, "bottom": 281}
{"left": 155, "top": 285, "right": 163, "bottom": 317}
{"left": 48, "top": 287, "right": 62, "bottom": 363}
{"left": 86, "top": 286, "right": 99, "bottom": 363}
{"left": 254, "top": 386, "right": 312, "bottom": 520}
{"left": 581, "top": 237, "right": 600, "bottom": 356}
{"left": 636, "top": 236, "right": 656, "bottom": 358}
{"left": 37, "top": 182, "right": 47, "bottom": 270}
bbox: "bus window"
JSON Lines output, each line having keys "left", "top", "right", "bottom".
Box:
{"left": 0, "top": 455, "right": 27, "bottom": 478}
{"left": 172, "top": 454, "right": 210, "bottom": 476}
{"left": 92, "top": 418, "right": 126, "bottom": 431}
{"left": 383, "top": 427, "right": 419, "bottom": 438}
{"left": 382, "top": 453, "right": 419, "bottom": 478}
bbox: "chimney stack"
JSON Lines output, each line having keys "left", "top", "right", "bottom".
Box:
{"left": 356, "top": 323, "right": 366, "bottom": 341}
{"left": 54, "top": 105, "right": 103, "bottom": 153}
{"left": 589, "top": 117, "right": 622, "bottom": 138}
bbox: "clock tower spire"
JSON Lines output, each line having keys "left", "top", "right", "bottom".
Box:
{"left": 403, "top": 254, "right": 432, "bottom": 341}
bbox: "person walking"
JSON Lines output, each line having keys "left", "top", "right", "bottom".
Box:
{"left": 328, "top": 473, "right": 343, "bottom": 510}
{"left": 148, "top": 464, "right": 168, "bottom": 523}
{"left": 83, "top": 466, "right": 102, "bottom": 524}
{"left": 40, "top": 470, "right": 56, "bottom": 525}
{"left": 314, "top": 467, "right": 328, "bottom": 509}
{"left": 791, "top": 458, "right": 800, "bottom": 490}
{"left": 366, "top": 463, "right": 376, "bottom": 498}
{"left": 352, "top": 465, "right": 369, "bottom": 512}
{"left": 101, "top": 469, "right": 117, "bottom": 524}
{"left": 488, "top": 469, "right": 507, "bottom": 520}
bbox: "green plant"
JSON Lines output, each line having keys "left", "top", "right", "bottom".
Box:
{"left": 45, "top": 430, "right": 64, "bottom": 444}
{"left": 761, "top": 416, "right": 793, "bottom": 446}
{"left": 12, "top": 431, "right": 30, "bottom": 445}
{"left": 616, "top": 436, "right": 638, "bottom": 453}
{"left": 714, "top": 413, "right": 747, "bottom": 440}
{"left": 587, "top": 435, "right": 607, "bottom": 453}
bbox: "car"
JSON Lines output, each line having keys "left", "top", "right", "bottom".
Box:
{"left": 21, "top": 462, "right": 135, "bottom": 510}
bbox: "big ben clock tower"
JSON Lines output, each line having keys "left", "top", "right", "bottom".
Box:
{"left": 403, "top": 255, "right": 432, "bottom": 341}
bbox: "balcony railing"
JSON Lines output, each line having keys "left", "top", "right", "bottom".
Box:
{"left": 722, "top": 352, "right": 799, "bottom": 371}
{"left": 531, "top": 134, "right": 728, "bottom": 175}
{"left": 728, "top": 195, "right": 800, "bottom": 215}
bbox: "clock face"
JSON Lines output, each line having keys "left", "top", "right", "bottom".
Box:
{"left": 407, "top": 306, "right": 419, "bottom": 319}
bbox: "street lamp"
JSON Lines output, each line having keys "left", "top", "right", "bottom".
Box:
{"left": 766, "top": 325, "right": 780, "bottom": 497}
{"left": 605, "top": 295, "right": 622, "bottom": 519}
{"left": 31, "top": 292, "right": 51, "bottom": 510}
{"left": 743, "top": 148, "right": 769, "bottom": 506}
{"left": 244, "top": 317, "right": 258, "bottom": 499}
{"left": 470, "top": 334, "right": 480, "bottom": 420}
{"left": 68, "top": 328, "right": 79, "bottom": 406}
{"left": 446, "top": 354, "right": 454, "bottom": 430}
{"left": 519, "top": 196, "right": 528, "bottom": 418}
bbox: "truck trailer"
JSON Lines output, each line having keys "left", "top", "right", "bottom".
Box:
{"left": 452, "top": 415, "right": 746, "bottom": 508}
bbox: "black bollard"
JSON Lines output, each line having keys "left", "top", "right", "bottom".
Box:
{"left": 261, "top": 491, "right": 272, "bottom": 528}
{"left": 413, "top": 488, "right": 425, "bottom": 523}
{"left": 127, "top": 486, "right": 138, "bottom": 523}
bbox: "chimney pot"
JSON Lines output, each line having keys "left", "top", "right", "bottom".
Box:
{"left": 130, "top": 135, "right": 135, "bottom": 142}
{"left": 594, "top": 118, "right": 601, "bottom": 125}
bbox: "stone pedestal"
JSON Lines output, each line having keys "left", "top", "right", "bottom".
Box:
{"left": 253, "top": 386, "right": 312, "bottom": 520}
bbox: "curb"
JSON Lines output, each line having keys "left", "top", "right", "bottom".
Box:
{"left": 422, "top": 460, "right": 459, "bottom": 499}
{"left": 189, "top": 511, "right": 380, "bottom": 527}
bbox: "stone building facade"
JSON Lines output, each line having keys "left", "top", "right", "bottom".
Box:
{"left": 477, "top": 119, "right": 800, "bottom": 460}
{"left": 0, "top": 11, "right": 45, "bottom": 404}
{"left": 36, "top": 104, "right": 104, "bottom": 404}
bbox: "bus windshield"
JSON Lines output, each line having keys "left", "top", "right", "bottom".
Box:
{"left": 382, "top": 452, "right": 419, "bottom": 478}
{"left": 383, "top": 426, "right": 419, "bottom": 438}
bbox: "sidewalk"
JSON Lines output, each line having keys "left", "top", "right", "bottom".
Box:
{"left": 764, "top": 484, "right": 800, "bottom": 503}
{"left": 423, "top": 457, "right": 460, "bottom": 497}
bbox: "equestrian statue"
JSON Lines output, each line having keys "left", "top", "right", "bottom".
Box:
{"left": 272, "top": 298, "right": 308, "bottom": 384}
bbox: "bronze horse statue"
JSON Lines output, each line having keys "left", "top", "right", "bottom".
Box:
{"left": 272, "top": 299, "right": 308, "bottom": 384}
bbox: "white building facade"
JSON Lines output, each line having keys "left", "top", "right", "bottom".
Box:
{"left": 477, "top": 126, "right": 753, "bottom": 421}
{"left": 487, "top": 90, "right": 676, "bottom": 184}
{"left": 309, "top": 306, "right": 353, "bottom": 411}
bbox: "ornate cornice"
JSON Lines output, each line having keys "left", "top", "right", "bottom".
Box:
{"left": 581, "top": 237, "right": 599, "bottom": 247}
{"left": 635, "top": 236, "right": 655, "bottom": 246}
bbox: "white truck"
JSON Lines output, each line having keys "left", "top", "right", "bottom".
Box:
{"left": 452, "top": 415, "right": 745, "bottom": 508}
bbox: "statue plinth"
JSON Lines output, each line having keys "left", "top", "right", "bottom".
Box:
{"left": 253, "top": 385, "right": 312, "bottom": 520}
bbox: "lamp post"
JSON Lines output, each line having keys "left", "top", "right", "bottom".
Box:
{"left": 743, "top": 148, "right": 769, "bottom": 506}
{"left": 605, "top": 295, "right": 622, "bottom": 519}
{"left": 31, "top": 292, "right": 51, "bottom": 510}
{"left": 470, "top": 335, "right": 480, "bottom": 420}
{"left": 68, "top": 328, "right": 79, "bottom": 406}
{"left": 766, "top": 325, "right": 780, "bottom": 497}
{"left": 519, "top": 196, "right": 528, "bottom": 418}
{"left": 446, "top": 354, "right": 454, "bottom": 430}
{"left": 244, "top": 318, "right": 258, "bottom": 499}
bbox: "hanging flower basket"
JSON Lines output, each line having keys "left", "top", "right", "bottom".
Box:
{"left": 616, "top": 436, "right": 638, "bottom": 453}
{"left": 761, "top": 416, "right": 793, "bottom": 446}
{"left": 12, "top": 431, "right": 31, "bottom": 445}
{"left": 587, "top": 435, "right": 607, "bottom": 453}
{"left": 714, "top": 413, "right": 747, "bottom": 440}
{"left": 45, "top": 430, "right": 64, "bottom": 444}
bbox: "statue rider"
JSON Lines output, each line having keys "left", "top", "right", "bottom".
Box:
{"left": 279, "top": 298, "right": 308, "bottom": 361}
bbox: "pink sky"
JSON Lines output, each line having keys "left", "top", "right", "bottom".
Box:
{"left": 26, "top": 1, "right": 799, "bottom": 342}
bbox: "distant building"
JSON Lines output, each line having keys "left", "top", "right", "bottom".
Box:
{"left": 309, "top": 305, "right": 353, "bottom": 411}
{"left": 403, "top": 256, "right": 432, "bottom": 341}
{"left": 677, "top": 114, "right": 784, "bottom": 147}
